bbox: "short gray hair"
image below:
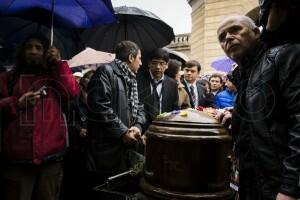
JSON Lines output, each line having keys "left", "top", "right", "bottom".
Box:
{"left": 217, "top": 15, "right": 257, "bottom": 33}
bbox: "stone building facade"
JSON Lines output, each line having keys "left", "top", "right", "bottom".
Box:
{"left": 167, "top": 33, "right": 191, "bottom": 58}
{"left": 168, "top": 0, "right": 258, "bottom": 73}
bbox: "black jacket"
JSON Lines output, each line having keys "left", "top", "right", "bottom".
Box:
{"left": 85, "top": 61, "right": 145, "bottom": 176}
{"left": 137, "top": 71, "right": 178, "bottom": 129}
{"left": 233, "top": 43, "right": 300, "bottom": 199}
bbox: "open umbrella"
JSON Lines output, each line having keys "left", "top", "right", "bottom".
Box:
{"left": 81, "top": 6, "right": 175, "bottom": 53}
{"left": 211, "top": 56, "right": 236, "bottom": 73}
{"left": 163, "top": 47, "right": 189, "bottom": 65}
{"left": 0, "top": 16, "right": 84, "bottom": 61}
{"left": 68, "top": 47, "right": 115, "bottom": 67}
{"left": 0, "top": 0, "right": 116, "bottom": 44}
{"left": 0, "top": 0, "right": 116, "bottom": 28}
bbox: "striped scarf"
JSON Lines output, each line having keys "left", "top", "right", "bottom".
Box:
{"left": 114, "top": 59, "right": 139, "bottom": 123}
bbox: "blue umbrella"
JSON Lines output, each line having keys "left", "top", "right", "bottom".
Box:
{"left": 211, "top": 56, "right": 236, "bottom": 73}
{"left": 0, "top": 16, "right": 85, "bottom": 61}
{"left": 0, "top": 0, "right": 116, "bottom": 28}
{"left": 0, "top": 0, "right": 116, "bottom": 44}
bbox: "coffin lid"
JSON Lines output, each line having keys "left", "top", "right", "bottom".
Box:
{"left": 154, "top": 109, "right": 219, "bottom": 124}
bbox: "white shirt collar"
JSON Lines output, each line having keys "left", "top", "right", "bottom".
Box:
{"left": 185, "top": 79, "right": 197, "bottom": 88}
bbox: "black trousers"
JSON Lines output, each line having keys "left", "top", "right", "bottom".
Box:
{"left": 0, "top": 160, "right": 63, "bottom": 200}
{"left": 239, "top": 169, "right": 275, "bottom": 200}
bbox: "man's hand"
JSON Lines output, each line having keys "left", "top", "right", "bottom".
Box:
{"left": 122, "top": 126, "right": 142, "bottom": 145}
{"left": 221, "top": 110, "right": 232, "bottom": 125}
{"left": 214, "top": 108, "right": 232, "bottom": 129}
{"left": 128, "top": 126, "right": 147, "bottom": 145}
{"left": 276, "top": 193, "right": 297, "bottom": 200}
{"left": 141, "top": 135, "right": 147, "bottom": 145}
{"left": 79, "top": 128, "right": 87, "bottom": 138}
{"left": 45, "top": 46, "right": 61, "bottom": 66}
{"left": 18, "top": 91, "right": 40, "bottom": 109}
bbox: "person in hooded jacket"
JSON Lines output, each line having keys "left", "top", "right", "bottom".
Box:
{"left": 214, "top": 72, "right": 237, "bottom": 109}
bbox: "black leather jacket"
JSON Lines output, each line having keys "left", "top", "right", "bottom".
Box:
{"left": 233, "top": 43, "right": 300, "bottom": 198}
{"left": 85, "top": 60, "right": 145, "bottom": 176}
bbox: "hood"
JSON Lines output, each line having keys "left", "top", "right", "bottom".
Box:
{"left": 259, "top": 0, "right": 273, "bottom": 26}
{"left": 259, "top": 0, "right": 300, "bottom": 46}
{"left": 259, "top": 0, "right": 299, "bottom": 26}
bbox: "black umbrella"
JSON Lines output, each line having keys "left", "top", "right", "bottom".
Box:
{"left": 0, "top": 16, "right": 84, "bottom": 63}
{"left": 162, "top": 47, "right": 189, "bottom": 65}
{"left": 81, "top": 6, "right": 175, "bottom": 53}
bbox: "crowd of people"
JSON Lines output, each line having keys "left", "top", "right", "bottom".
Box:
{"left": 0, "top": 0, "right": 300, "bottom": 200}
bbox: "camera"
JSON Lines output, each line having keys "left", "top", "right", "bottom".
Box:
{"left": 38, "top": 86, "right": 47, "bottom": 97}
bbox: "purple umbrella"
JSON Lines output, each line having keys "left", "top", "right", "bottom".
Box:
{"left": 211, "top": 56, "right": 236, "bottom": 73}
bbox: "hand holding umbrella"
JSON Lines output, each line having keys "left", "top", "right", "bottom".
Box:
{"left": 45, "top": 46, "right": 61, "bottom": 66}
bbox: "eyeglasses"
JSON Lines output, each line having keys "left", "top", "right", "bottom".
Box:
{"left": 150, "top": 60, "right": 167, "bottom": 67}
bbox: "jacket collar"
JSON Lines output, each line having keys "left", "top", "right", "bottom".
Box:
{"left": 238, "top": 42, "right": 267, "bottom": 80}
{"left": 110, "top": 60, "right": 123, "bottom": 76}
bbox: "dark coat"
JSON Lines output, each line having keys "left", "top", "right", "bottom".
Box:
{"left": 65, "top": 95, "right": 88, "bottom": 153}
{"left": 85, "top": 61, "right": 146, "bottom": 176}
{"left": 233, "top": 43, "right": 300, "bottom": 199}
{"left": 181, "top": 80, "right": 214, "bottom": 108}
{"left": 137, "top": 71, "right": 178, "bottom": 129}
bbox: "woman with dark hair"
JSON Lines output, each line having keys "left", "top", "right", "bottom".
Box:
{"left": 214, "top": 72, "right": 237, "bottom": 109}
{"left": 165, "top": 59, "right": 190, "bottom": 109}
{"left": 198, "top": 79, "right": 216, "bottom": 108}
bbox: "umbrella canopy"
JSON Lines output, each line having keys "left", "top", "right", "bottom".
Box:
{"left": 0, "top": 0, "right": 116, "bottom": 28}
{"left": 68, "top": 47, "right": 115, "bottom": 67}
{"left": 163, "top": 47, "right": 189, "bottom": 65}
{"left": 211, "top": 56, "right": 236, "bottom": 73}
{"left": 0, "top": 16, "right": 84, "bottom": 61}
{"left": 81, "top": 6, "right": 175, "bottom": 53}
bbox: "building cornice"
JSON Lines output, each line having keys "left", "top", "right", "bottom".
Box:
{"left": 187, "top": 0, "right": 204, "bottom": 11}
{"left": 167, "top": 33, "right": 191, "bottom": 50}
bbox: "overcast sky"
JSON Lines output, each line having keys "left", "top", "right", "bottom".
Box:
{"left": 111, "top": 0, "right": 192, "bottom": 34}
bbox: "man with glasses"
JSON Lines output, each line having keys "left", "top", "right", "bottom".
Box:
{"left": 137, "top": 48, "right": 178, "bottom": 129}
